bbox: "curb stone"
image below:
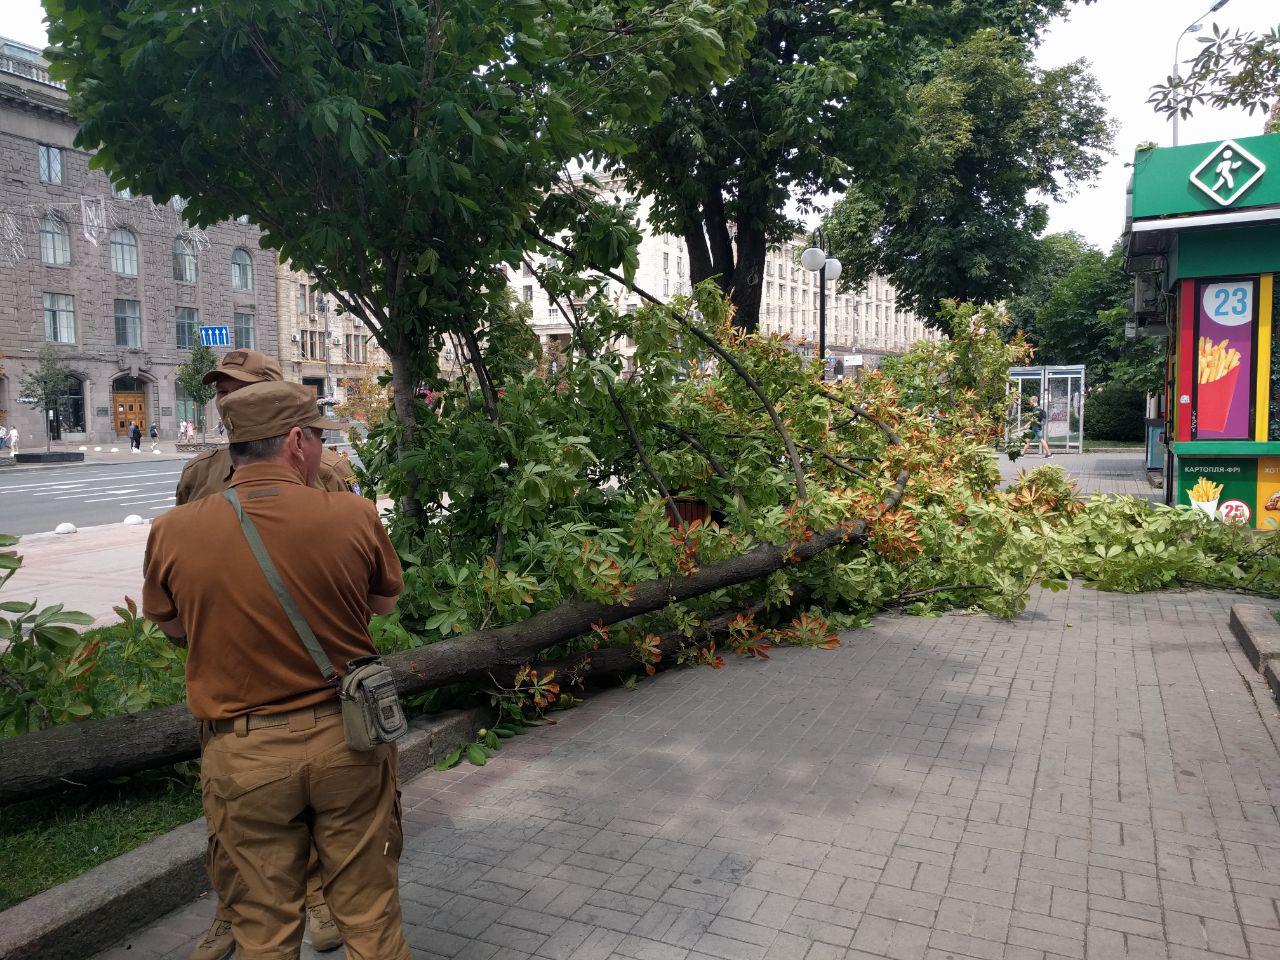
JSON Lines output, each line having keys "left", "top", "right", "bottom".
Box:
{"left": 0, "top": 705, "right": 488, "bottom": 960}
{"left": 1229, "top": 603, "right": 1280, "bottom": 698}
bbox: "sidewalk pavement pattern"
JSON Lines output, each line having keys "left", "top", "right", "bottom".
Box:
{"left": 94, "top": 583, "right": 1280, "bottom": 960}
{"left": 1000, "top": 452, "right": 1159, "bottom": 502}
{"left": 6, "top": 522, "right": 148, "bottom": 626}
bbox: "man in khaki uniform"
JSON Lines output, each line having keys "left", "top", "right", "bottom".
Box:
{"left": 145, "top": 381, "right": 409, "bottom": 960}
{"left": 177, "top": 349, "right": 360, "bottom": 506}
{"left": 176, "top": 350, "right": 354, "bottom": 959}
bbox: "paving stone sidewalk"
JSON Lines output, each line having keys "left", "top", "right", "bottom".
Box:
{"left": 95, "top": 584, "right": 1280, "bottom": 960}
{"left": 1000, "top": 452, "right": 1159, "bottom": 501}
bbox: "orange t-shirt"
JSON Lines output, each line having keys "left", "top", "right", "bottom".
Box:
{"left": 143, "top": 462, "right": 402, "bottom": 720}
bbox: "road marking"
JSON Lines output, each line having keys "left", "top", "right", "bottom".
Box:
{"left": 117, "top": 495, "right": 176, "bottom": 507}
{"left": 0, "top": 470, "right": 182, "bottom": 493}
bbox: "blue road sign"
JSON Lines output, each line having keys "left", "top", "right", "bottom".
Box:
{"left": 199, "top": 325, "right": 230, "bottom": 347}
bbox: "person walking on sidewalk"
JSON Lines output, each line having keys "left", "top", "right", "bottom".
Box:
{"left": 129, "top": 422, "right": 142, "bottom": 453}
{"left": 8, "top": 426, "right": 18, "bottom": 456}
{"left": 1019, "top": 394, "right": 1052, "bottom": 459}
{"left": 144, "top": 381, "right": 408, "bottom": 960}
{"left": 174, "top": 350, "right": 359, "bottom": 960}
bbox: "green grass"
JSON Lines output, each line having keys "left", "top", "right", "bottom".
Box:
{"left": 1083, "top": 439, "right": 1145, "bottom": 451}
{"left": 0, "top": 769, "right": 202, "bottom": 910}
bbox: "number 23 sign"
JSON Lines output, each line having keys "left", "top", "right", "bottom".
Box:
{"left": 1201, "top": 282, "right": 1253, "bottom": 325}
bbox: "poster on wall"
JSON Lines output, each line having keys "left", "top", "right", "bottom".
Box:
{"left": 1178, "top": 457, "right": 1257, "bottom": 525}
{"left": 1255, "top": 458, "right": 1280, "bottom": 529}
{"left": 1192, "top": 278, "right": 1257, "bottom": 439}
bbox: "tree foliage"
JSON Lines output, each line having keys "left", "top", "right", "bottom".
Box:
{"left": 46, "top": 0, "right": 761, "bottom": 508}
{"left": 611, "top": 1, "right": 1095, "bottom": 331}
{"left": 823, "top": 30, "right": 1113, "bottom": 327}
{"left": 17, "top": 346, "right": 73, "bottom": 452}
{"left": 1002, "top": 234, "right": 1164, "bottom": 393}
{"left": 1150, "top": 24, "right": 1279, "bottom": 120}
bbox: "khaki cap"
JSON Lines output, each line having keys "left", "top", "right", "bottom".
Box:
{"left": 201, "top": 349, "right": 284, "bottom": 385}
{"left": 221, "top": 381, "right": 342, "bottom": 443}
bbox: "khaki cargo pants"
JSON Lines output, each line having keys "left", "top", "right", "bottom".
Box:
{"left": 200, "top": 710, "right": 409, "bottom": 960}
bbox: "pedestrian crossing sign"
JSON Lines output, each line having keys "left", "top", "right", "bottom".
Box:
{"left": 198, "top": 325, "right": 231, "bottom": 347}
{"left": 1189, "top": 140, "right": 1266, "bottom": 208}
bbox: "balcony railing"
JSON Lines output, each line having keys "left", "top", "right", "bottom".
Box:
{"left": 0, "top": 54, "right": 65, "bottom": 89}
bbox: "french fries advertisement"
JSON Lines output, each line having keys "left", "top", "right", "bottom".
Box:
{"left": 1193, "top": 280, "right": 1254, "bottom": 438}
{"left": 1179, "top": 459, "right": 1256, "bottom": 526}
{"left": 1197, "top": 337, "right": 1241, "bottom": 385}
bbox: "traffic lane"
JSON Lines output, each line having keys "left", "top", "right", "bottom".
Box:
{"left": 0, "top": 460, "right": 184, "bottom": 535}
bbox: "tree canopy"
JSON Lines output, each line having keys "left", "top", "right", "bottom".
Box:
{"left": 1002, "top": 233, "right": 1164, "bottom": 393}
{"left": 609, "top": 0, "right": 1097, "bottom": 331}
{"left": 46, "top": 0, "right": 761, "bottom": 485}
{"left": 822, "top": 30, "right": 1113, "bottom": 328}
{"left": 1150, "top": 23, "right": 1279, "bottom": 121}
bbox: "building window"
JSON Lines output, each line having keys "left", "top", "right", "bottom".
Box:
{"left": 112, "top": 184, "right": 132, "bottom": 199}
{"left": 522, "top": 285, "right": 534, "bottom": 303}
{"left": 522, "top": 262, "right": 533, "bottom": 278}
{"left": 114, "top": 298, "right": 141, "bottom": 348}
{"left": 296, "top": 283, "right": 309, "bottom": 314}
{"left": 677, "top": 255, "right": 683, "bottom": 277}
{"left": 231, "top": 248, "right": 253, "bottom": 290}
{"left": 345, "top": 334, "right": 369, "bottom": 363}
{"left": 38, "top": 144, "right": 63, "bottom": 184}
{"left": 49, "top": 377, "right": 86, "bottom": 436}
{"left": 44, "top": 292, "right": 75, "bottom": 343}
{"left": 176, "top": 306, "right": 198, "bottom": 349}
{"left": 109, "top": 228, "right": 138, "bottom": 276}
{"left": 175, "top": 383, "right": 199, "bottom": 430}
{"left": 39, "top": 216, "right": 71, "bottom": 265}
{"left": 234, "top": 312, "right": 255, "bottom": 349}
{"left": 173, "top": 238, "right": 197, "bottom": 283}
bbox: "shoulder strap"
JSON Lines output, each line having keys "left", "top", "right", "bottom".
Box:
{"left": 222, "top": 488, "right": 338, "bottom": 684}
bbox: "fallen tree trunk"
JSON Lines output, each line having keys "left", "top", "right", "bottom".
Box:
{"left": 0, "top": 471, "right": 907, "bottom": 803}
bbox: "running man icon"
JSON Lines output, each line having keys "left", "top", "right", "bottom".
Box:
{"left": 1212, "top": 149, "right": 1244, "bottom": 193}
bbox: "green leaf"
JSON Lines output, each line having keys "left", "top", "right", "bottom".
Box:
{"left": 465, "top": 743, "right": 488, "bottom": 766}
{"left": 434, "top": 748, "right": 463, "bottom": 771}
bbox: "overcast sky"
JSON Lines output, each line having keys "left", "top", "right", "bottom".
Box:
{"left": 2, "top": 0, "right": 1276, "bottom": 252}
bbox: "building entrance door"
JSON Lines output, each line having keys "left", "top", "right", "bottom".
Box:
{"left": 114, "top": 393, "right": 144, "bottom": 436}
{"left": 112, "top": 375, "right": 147, "bottom": 437}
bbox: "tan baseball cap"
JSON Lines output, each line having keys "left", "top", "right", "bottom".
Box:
{"left": 201, "top": 349, "right": 284, "bottom": 385}
{"left": 220, "top": 381, "right": 342, "bottom": 443}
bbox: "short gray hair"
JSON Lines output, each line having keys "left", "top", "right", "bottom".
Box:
{"left": 228, "top": 434, "right": 286, "bottom": 466}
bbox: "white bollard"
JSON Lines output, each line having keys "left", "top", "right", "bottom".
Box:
{"left": 78, "top": 445, "right": 88, "bottom": 451}
{"left": 153, "top": 448, "right": 162, "bottom": 454}
{"left": 110, "top": 447, "right": 120, "bottom": 453}
{"left": 123, "top": 514, "right": 144, "bottom": 525}
{"left": 54, "top": 522, "right": 77, "bottom": 535}
{"left": 93, "top": 446, "right": 103, "bottom": 452}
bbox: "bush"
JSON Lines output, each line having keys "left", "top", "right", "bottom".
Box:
{"left": 1084, "top": 384, "right": 1145, "bottom": 442}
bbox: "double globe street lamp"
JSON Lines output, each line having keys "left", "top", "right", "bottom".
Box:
{"left": 800, "top": 230, "right": 842, "bottom": 379}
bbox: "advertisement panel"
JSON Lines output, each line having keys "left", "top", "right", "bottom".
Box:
{"left": 1177, "top": 457, "right": 1257, "bottom": 525}
{"left": 1192, "top": 278, "right": 1257, "bottom": 440}
{"left": 1255, "top": 457, "right": 1280, "bottom": 529}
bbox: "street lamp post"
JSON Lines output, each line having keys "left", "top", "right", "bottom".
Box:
{"left": 800, "top": 229, "right": 842, "bottom": 379}
{"left": 316, "top": 293, "right": 332, "bottom": 399}
{"left": 1172, "top": 0, "right": 1232, "bottom": 147}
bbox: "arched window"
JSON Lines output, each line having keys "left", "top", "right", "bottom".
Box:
{"left": 109, "top": 228, "right": 138, "bottom": 276}
{"left": 231, "top": 248, "right": 253, "bottom": 291}
{"left": 39, "top": 215, "right": 71, "bottom": 265}
{"left": 173, "top": 237, "right": 197, "bottom": 283}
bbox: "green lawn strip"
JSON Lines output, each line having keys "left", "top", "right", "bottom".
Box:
{"left": 1082, "top": 439, "right": 1144, "bottom": 451}
{"left": 0, "top": 768, "right": 202, "bottom": 910}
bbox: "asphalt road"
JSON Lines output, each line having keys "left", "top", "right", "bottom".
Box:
{"left": 0, "top": 459, "right": 185, "bottom": 535}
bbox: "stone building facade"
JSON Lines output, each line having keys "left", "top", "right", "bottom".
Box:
{"left": 0, "top": 38, "right": 278, "bottom": 444}
{"left": 274, "top": 260, "right": 387, "bottom": 402}
{"left": 512, "top": 178, "right": 937, "bottom": 373}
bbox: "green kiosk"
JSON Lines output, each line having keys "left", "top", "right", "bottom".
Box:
{"left": 1125, "top": 132, "right": 1280, "bottom": 527}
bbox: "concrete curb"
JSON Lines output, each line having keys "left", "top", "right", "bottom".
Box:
{"left": 1229, "top": 603, "right": 1280, "bottom": 698}
{"left": 0, "top": 705, "right": 489, "bottom": 960}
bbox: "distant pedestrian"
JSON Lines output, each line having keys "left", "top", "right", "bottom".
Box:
{"left": 217, "top": 419, "right": 225, "bottom": 439}
{"left": 179, "top": 420, "right": 188, "bottom": 442}
{"left": 150, "top": 423, "right": 158, "bottom": 440}
{"left": 8, "top": 426, "right": 18, "bottom": 455}
{"left": 1019, "top": 395, "right": 1052, "bottom": 459}
{"left": 129, "top": 422, "right": 142, "bottom": 452}
{"left": 0, "top": 427, "right": 6, "bottom": 451}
